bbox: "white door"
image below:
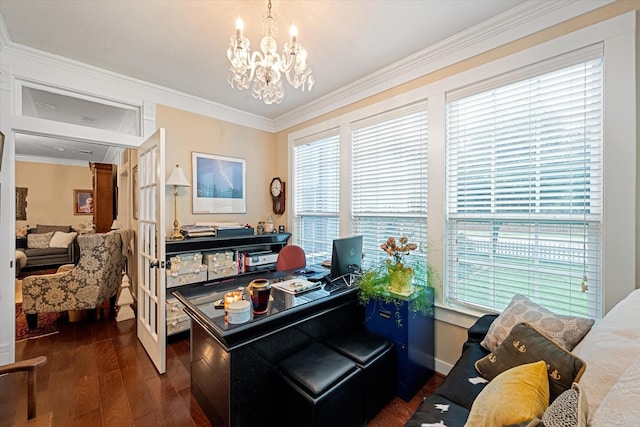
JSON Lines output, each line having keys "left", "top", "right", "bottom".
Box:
{"left": 137, "top": 128, "right": 167, "bottom": 374}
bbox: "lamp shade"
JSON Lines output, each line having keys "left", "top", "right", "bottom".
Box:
{"left": 166, "top": 164, "right": 191, "bottom": 187}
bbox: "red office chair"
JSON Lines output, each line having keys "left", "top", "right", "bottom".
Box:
{"left": 276, "top": 245, "right": 307, "bottom": 272}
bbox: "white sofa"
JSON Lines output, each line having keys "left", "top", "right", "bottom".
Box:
{"left": 572, "top": 288, "right": 640, "bottom": 426}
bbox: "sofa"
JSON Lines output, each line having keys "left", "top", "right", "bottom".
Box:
{"left": 406, "top": 289, "right": 640, "bottom": 426}
{"left": 16, "top": 225, "right": 80, "bottom": 270}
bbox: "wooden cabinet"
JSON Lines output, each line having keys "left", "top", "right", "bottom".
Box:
{"left": 90, "top": 162, "right": 116, "bottom": 233}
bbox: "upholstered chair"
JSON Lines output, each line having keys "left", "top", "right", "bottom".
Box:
{"left": 21, "top": 232, "right": 125, "bottom": 329}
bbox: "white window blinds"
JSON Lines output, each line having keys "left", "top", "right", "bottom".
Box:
{"left": 446, "top": 46, "right": 603, "bottom": 318}
{"left": 352, "top": 102, "right": 428, "bottom": 271}
{"left": 293, "top": 132, "right": 340, "bottom": 265}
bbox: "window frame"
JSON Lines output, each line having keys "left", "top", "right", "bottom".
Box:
{"left": 287, "top": 12, "right": 636, "bottom": 322}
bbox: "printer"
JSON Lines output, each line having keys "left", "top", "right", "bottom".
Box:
{"left": 244, "top": 250, "right": 278, "bottom": 271}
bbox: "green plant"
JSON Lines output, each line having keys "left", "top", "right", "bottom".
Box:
{"left": 357, "top": 236, "right": 436, "bottom": 327}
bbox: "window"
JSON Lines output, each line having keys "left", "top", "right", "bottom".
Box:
{"left": 352, "top": 102, "right": 428, "bottom": 270}
{"left": 446, "top": 46, "right": 603, "bottom": 318}
{"left": 293, "top": 132, "right": 340, "bottom": 264}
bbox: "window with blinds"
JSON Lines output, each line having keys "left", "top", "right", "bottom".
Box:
{"left": 446, "top": 46, "right": 603, "bottom": 318}
{"left": 293, "top": 133, "right": 341, "bottom": 265}
{"left": 352, "top": 102, "right": 428, "bottom": 272}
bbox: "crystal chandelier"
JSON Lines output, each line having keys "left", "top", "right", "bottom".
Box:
{"left": 227, "top": 0, "right": 314, "bottom": 105}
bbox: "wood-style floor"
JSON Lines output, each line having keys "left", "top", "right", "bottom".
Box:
{"left": 2, "top": 312, "right": 444, "bottom": 427}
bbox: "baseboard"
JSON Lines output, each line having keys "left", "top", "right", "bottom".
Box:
{"left": 435, "top": 357, "right": 453, "bottom": 376}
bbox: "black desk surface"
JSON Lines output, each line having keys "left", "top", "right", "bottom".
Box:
{"left": 172, "top": 270, "right": 357, "bottom": 349}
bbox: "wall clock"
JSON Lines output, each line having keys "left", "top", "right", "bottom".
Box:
{"left": 270, "top": 177, "right": 286, "bottom": 214}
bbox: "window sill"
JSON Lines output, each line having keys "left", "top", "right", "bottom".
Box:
{"left": 434, "top": 300, "right": 496, "bottom": 329}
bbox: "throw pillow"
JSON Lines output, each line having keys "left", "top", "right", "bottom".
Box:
{"left": 465, "top": 360, "right": 550, "bottom": 427}
{"left": 481, "top": 294, "right": 595, "bottom": 352}
{"left": 27, "top": 232, "right": 54, "bottom": 249}
{"left": 36, "top": 224, "right": 72, "bottom": 234}
{"left": 49, "top": 231, "right": 78, "bottom": 248}
{"left": 475, "top": 323, "right": 587, "bottom": 402}
{"left": 541, "top": 383, "right": 588, "bottom": 427}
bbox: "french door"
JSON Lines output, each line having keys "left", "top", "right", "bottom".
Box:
{"left": 136, "top": 128, "right": 167, "bottom": 374}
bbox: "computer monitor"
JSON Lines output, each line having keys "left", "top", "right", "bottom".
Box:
{"left": 329, "top": 235, "right": 363, "bottom": 286}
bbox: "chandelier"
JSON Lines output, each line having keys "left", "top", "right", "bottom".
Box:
{"left": 227, "top": 0, "right": 314, "bottom": 105}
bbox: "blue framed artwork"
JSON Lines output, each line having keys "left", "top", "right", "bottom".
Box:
{"left": 192, "top": 152, "right": 246, "bottom": 214}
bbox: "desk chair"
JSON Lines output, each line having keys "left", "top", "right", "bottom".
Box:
{"left": 0, "top": 356, "right": 49, "bottom": 424}
{"left": 276, "top": 245, "right": 306, "bottom": 272}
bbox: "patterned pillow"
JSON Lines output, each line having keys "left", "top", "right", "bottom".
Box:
{"left": 481, "top": 294, "right": 595, "bottom": 352}
{"left": 541, "top": 383, "right": 588, "bottom": 427}
{"left": 475, "top": 323, "right": 587, "bottom": 402}
{"left": 27, "top": 232, "right": 54, "bottom": 249}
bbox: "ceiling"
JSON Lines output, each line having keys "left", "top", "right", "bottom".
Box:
{"left": 1, "top": 0, "right": 528, "bottom": 163}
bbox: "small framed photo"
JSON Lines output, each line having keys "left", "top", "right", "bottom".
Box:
{"left": 192, "top": 152, "right": 246, "bottom": 214}
{"left": 74, "top": 189, "right": 94, "bottom": 215}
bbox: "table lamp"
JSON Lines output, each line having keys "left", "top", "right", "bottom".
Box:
{"left": 166, "top": 164, "right": 191, "bottom": 240}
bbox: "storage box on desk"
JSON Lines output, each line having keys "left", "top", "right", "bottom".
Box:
{"left": 203, "top": 250, "right": 238, "bottom": 280}
{"left": 169, "top": 252, "right": 204, "bottom": 275}
{"left": 215, "top": 227, "right": 254, "bottom": 238}
{"left": 166, "top": 269, "right": 208, "bottom": 288}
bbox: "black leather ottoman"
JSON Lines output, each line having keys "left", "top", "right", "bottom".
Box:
{"left": 326, "top": 331, "right": 396, "bottom": 422}
{"left": 276, "top": 342, "right": 363, "bottom": 427}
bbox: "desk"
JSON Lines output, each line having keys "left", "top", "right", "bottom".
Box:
{"left": 173, "top": 273, "right": 363, "bottom": 427}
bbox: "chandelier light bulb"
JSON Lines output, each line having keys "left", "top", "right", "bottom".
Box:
{"left": 235, "top": 18, "right": 244, "bottom": 39}
{"left": 289, "top": 24, "right": 297, "bottom": 44}
{"left": 226, "top": 0, "right": 314, "bottom": 105}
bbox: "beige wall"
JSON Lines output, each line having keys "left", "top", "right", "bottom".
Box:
{"left": 275, "top": 1, "right": 640, "bottom": 370}
{"left": 15, "top": 161, "right": 93, "bottom": 230}
{"left": 156, "top": 105, "right": 279, "bottom": 238}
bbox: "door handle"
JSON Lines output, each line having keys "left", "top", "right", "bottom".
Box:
{"left": 149, "top": 260, "right": 166, "bottom": 269}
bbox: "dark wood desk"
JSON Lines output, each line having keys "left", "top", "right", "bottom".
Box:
{"left": 173, "top": 274, "right": 363, "bottom": 427}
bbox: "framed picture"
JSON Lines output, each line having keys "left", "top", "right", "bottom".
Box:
{"left": 192, "top": 152, "right": 246, "bottom": 214}
{"left": 16, "top": 187, "right": 28, "bottom": 220}
{"left": 74, "top": 189, "right": 94, "bottom": 215}
{"left": 132, "top": 165, "right": 139, "bottom": 219}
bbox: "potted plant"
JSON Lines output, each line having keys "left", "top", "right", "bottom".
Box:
{"left": 357, "top": 236, "right": 435, "bottom": 327}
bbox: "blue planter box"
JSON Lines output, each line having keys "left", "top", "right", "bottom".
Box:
{"left": 364, "top": 287, "right": 435, "bottom": 401}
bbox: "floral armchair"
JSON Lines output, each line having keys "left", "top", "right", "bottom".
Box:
{"left": 21, "top": 231, "right": 125, "bottom": 329}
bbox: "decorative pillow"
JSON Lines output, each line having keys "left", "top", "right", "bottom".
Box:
{"left": 476, "top": 323, "right": 587, "bottom": 402}
{"left": 481, "top": 294, "right": 595, "bottom": 352}
{"left": 36, "top": 224, "right": 72, "bottom": 234}
{"left": 465, "top": 360, "right": 550, "bottom": 427}
{"left": 541, "top": 383, "right": 588, "bottom": 427}
{"left": 16, "top": 225, "right": 29, "bottom": 237}
{"left": 49, "top": 231, "right": 78, "bottom": 248}
{"left": 27, "top": 232, "right": 54, "bottom": 249}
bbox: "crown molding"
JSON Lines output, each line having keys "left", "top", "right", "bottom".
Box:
{"left": 15, "top": 154, "right": 91, "bottom": 167}
{"left": 0, "top": 14, "right": 9, "bottom": 50}
{"left": 273, "top": 0, "right": 615, "bottom": 132}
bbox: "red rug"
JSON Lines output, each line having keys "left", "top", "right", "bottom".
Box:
{"left": 15, "top": 303, "right": 64, "bottom": 342}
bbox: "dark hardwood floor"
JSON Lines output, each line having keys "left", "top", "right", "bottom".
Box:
{"left": 3, "top": 311, "right": 444, "bottom": 427}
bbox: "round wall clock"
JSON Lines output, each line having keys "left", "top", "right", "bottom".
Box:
{"left": 270, "top": 177, "right": 286, "bottom": 214}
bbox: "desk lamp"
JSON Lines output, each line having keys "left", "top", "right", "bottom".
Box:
{"left": 166, "top": 164, "right": 191, "bottom": 240}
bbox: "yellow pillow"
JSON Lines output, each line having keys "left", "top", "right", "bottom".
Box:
{"left": 465, "top": 360, "right": 549, "bottom": 427}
